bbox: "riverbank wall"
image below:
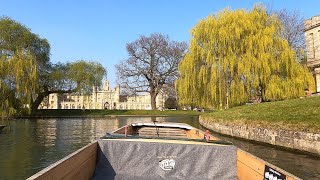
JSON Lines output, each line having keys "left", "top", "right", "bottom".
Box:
{"left": 199, "top": 116, "right": 320, "bottom": 156}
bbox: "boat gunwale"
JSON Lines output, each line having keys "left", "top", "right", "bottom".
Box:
{"left": 26, "top": 141, "right": 98, "bottom": 180}
{"left": 102, "top": 133, "right": 233, "bottom": 146}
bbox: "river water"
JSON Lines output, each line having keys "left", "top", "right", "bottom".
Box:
{"left": 0, "top": 116, "right": 319, "bottom": 179}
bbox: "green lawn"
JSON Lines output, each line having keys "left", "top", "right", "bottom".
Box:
{"left": 30, "top": 109, "right": 200, "bottom": 117}
{"left": 202, "top": 96, "right": 320, "bottom": 133}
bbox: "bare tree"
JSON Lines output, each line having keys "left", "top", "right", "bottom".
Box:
{"left": 274, "top": 9, "right": 306, "bottom": 61}
{"left": 116, "top": 33, "right": 187, "bottom": 110}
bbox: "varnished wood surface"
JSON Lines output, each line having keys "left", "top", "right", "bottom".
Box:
{"left": 237, "top": 149, "right": 301, "bottom": 180}
{"left": 27, "top": 141, "right": 98, "bottom": 180}
{"left": 136, "top": 127, "right": 188, "bottom": 138}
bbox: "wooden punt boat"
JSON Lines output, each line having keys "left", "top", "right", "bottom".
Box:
{"left": 27, "top": 122, "right": 301, "bottom": 180}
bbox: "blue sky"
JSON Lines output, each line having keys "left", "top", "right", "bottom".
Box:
{"left": 1, "top": 0, "right": 319, "bottom": 86}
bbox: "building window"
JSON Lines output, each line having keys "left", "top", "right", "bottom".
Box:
{"left": 310, "top": 33, "right": 315, "bottom": 58}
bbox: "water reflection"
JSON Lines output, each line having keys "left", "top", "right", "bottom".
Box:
{"left": 0, "top": 116, "right": 319, "bottom": 180}
{"left": 35, "top": 119, "right": 57, "bottom": 147}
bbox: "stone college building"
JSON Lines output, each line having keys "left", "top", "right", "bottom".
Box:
{"left": 39, "top": 80, "right": 165, "bottom": 110}
{"left": 305, "top": 15, "right": 320, "bottom": 92}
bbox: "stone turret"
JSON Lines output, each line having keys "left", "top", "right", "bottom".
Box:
{"left": 92, "top": 85, "right": 96, "bottom": 93}
{"left": 115, "top": 84, "right": 120, "bottom": 92}
{"left": 304, "top": 15, "right": 320, "bottom": 92}
{"left": 103, "top": 80, "right": 110, "bottom": 91}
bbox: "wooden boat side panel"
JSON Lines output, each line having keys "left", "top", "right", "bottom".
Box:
{"left": 27, "top": 141, "right": 98, "bottom": 180}
{"left": 185, "top": 129, "right": 219, "bottom": 141}
{"left": 237, "top": 160, "right": 262, "bottom": 180}
{"left": 62, "top": 153, "right": 96, "bottom": 180}
{"left": 185, "top": 129, "right": 203, "bottom": 139}
{"left": 113, "top": 126, "right": 134, "bottom": 135}
{"left": 237, "top": 149, "right": 300, "bottom": 180}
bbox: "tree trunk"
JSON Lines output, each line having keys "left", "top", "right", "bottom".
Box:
{"left": 31, "top": 91, "right": 49, "bottom": 113}
{"left": 259, "top": 83, "right": 267, "bottom": 102}
{"left": 150, "top": 92, "right": 157, "bottom": 110}
{"left": 31, "top": 88, "right": 74, "bottom": 113}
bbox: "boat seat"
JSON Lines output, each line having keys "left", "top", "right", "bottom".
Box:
{"left": 135, "top": 127, "right": 188, "bottom": 138}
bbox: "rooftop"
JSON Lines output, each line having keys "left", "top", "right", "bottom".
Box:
{"left": 304, "top": 15, "right": 320, "bottom": 31}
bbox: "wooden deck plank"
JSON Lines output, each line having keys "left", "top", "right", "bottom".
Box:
{"left": 138, "top": 131, "right": 186, "bottom": 134}
{"left": 138, "top": 130, "right": 186, "bottom": 132}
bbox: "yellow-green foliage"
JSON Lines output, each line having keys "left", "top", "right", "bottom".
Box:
{"left": 176, "top": 5, "right": 314, "bottom": 109}
{"left": 0, "top": 51, "right": 37, "bottom": 116}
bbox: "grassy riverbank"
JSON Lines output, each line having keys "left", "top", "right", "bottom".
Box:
{"left": 202, "top": 96, "right": 320, "bottom": 133}
{"left": 29, "top": 109, "right": 200, "bottom": 117}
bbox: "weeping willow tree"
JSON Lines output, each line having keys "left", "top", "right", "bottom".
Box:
{"left": 0, "top": 51, "right": 37, "bottom": 117}
{"left": 0, "top": 17, "right": 47, "bottom": 117}
{"left": 176, "top": 5, "right": 315, "bottom": 109}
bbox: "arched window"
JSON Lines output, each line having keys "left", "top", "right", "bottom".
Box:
{"left": 104, "top": 102, "right": 110, "bottom": 109}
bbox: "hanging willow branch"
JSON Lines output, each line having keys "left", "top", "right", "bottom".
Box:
{"left": 176, "top": 5, "right": 315, "bottom": 109}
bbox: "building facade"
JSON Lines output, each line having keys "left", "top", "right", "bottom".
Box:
{"left": 305, "top": 15, "right": 320, "bottom": 92}
{"left": 39, "top": 80, "right": 165, "bottom": 110}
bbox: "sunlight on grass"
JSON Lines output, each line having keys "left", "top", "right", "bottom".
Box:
{"left": 202, "top": 96, "right": 320, "bottom": 133}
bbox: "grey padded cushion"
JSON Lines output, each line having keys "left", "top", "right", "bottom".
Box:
{"left": 92, "top": 139, "right": 237, "bottom": 180}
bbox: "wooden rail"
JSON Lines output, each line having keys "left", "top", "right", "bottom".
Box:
{"left": 27, "top": 141, "right": 98, "bottom": 180}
